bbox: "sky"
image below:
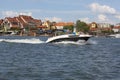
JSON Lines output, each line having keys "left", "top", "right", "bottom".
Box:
{"left": 0, "top": 0, "right": 120, "bottom": 24}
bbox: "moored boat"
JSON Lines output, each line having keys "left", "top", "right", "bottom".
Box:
{"left": 107, "top": 33, "right": 120, "bottom": 38}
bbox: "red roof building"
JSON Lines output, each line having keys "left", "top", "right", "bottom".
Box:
{"left": 112, "top": 26, "right": 120, "bottom": 32}
{"left": 2, "top": 15, "right": 42, "bottom": 31}
{"left": 17, "top": 15, "right": 42, "bottom": 28}
{"left": 0, "top": 19, "right": 3, "bottom": 26}
{"left": 55, "top": 22, "right": 74, "bottom": 26}
{"left": 55, "top": 22, "right": 74, "bottom": 29}
{"left": 4, "top": 17, "right": 20, "bottom": 28}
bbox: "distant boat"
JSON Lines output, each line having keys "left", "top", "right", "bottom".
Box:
{"left": 107, "top": 33, "right": 120, "bottom": 38}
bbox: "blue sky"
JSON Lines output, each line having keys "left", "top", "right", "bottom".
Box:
{"left": 0, "top": 0, "right": 120, "bottom": 24}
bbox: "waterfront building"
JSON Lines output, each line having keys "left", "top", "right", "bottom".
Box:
{"left": 55, "top": 22, "right": 74, "bottom": 30}
{"left": 0, "top": 15, "right": 43, "bottom": 36}
{"left": 89, "top": 22, "right": 112, "bottom": 35}
{"left": 112, "top": 25, "right": 120, "bottom": 33}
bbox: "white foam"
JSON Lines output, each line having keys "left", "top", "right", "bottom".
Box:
{"left": 0, "top": 38, "right": 45, "bottom": 44}
{"left": 54, "top": 41, "right": 87, "bottom": 45}
{"left": 0, "top": 38, "right": 97, "bottom": 45}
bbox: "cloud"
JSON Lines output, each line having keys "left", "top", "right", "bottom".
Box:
{"left": 89, "top": 3, "right": 120, "bottom": 23}
{"left": 2, "top": 11, "right": 32, "bottom": 17}
{"left": 19, "top": 12, "right": 32, "bottom": 16}
{"left": 115, "top": 14, "right": 120, "bottom": 19}
{"left": 98, "top": 14, "right": 108, "bottom": 22}
{"left": 45, "top": 17, "right": 62, "bottom": 22}
{"left": 2, "top": 11, "right": 18, "bottom": 17}
{"left": 90, "top": 3, "right": 116, "bottom": 14}
{"left": 79, "top": 17, "right": 90, "bottom": 23}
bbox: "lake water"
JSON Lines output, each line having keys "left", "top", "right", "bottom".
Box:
{"left": 0, "top": 36, "right": 120, "bottom": 80}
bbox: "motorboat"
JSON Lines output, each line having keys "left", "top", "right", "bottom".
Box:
{"left": 46, "top": 24, "right": 92, "bottom": 43}
{"left": 107, "top": 33, "right": 120, "bottom": 38}
{"left": 46, "top": 34, "right": 92, "bottom": 43}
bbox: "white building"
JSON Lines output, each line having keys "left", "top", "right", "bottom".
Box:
{"left": 97, "top": 23, "right": 111, "bottom": 28}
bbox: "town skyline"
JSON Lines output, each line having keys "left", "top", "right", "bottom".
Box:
{"left": 0, "top": 14, "right": 120, "bottom": 37}
{"left": 0, "top": 0, "right": 120, "bottom": 24}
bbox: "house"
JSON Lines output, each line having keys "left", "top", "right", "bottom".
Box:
{"left": 0, "top": 15, "right": 43, "bottom": 36}
{"left": 55, "top": 22, "right": 74, "bottom": 29}
{"left": 55, "top": 22, "right": 65, "bottom": 29}
{"left": 97, "top": 23, "right": 112, "bottom": 32}
{"left": 42, "top": 20, "right": 53, "bottom": 30}
{"left": 16, "top": 15, "right": 43, "bottom": 36}
{"left": 0, "top": 19, "right": 3, "bottom": 25}
{"left": 3, "top": 17, "right": 21, "bottom": 32}
{"left": 97, "top": 23, "right": 111, "bottom": 28}
{"left": 0, "top": 19, "right": 4, "bottom": 34}
{"left": 16, "top": 16, "right": 26, "bottom": 28}
{"left": 89, "top": 22, "right": 112, "bottom": 35}
{"left": 112, "top": 23, "right": 120, "bottom": 33}
{"left": 0, "top": 19, "right": 3, "bottom": 29}
{"left": 112, "top": 26, "right": 120, "bottom": 32}
{"left": 90, "top": 22, "right": 112, "bottom": 31}
{"left": 89, "top": 22, "right": 98, "bottom": 32}
{"left": 17, "top": 15, "right": 42, "bottom": 29}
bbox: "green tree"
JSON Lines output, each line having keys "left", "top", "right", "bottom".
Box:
{"left": 76, "top": 20, "right": 89, "bottom": 33}
{"left": 63, "top": 25, "right": 74, "bottom": 31}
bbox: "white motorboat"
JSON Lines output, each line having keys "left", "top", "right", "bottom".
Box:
{"left": 115, "top": 34, "right": 120, "bottom": 38}
{"left": 108, "top": 34, "right": 120, "bottom": 38}
{"left": 46, "top": 34, "right": 92, "bottom": 43}
{"left": 46, "top": 24, "right": 92, "bottom": 43}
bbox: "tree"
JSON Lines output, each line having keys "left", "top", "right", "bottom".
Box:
{"left": 63, "top": 25, "right": 74, "bottom": 31}
{"left": 76, "top": 20, "right": 89, "bottom": 33}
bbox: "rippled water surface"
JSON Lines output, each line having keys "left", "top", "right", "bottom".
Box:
{"left": 0, "top": 36, "right": 120, "bottom": 80}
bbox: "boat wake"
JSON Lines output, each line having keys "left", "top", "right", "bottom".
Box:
{"left": 54, "top": 41, "right": 86, "bottom": 45}
{"left": 0, "top": 38, "right": 45, "bottom": 44}
{"left": 0, "top": 38, "right": 97, "bottom": 45}
{"left": 87, "top": 40, "right": 98, "bottom": 45}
